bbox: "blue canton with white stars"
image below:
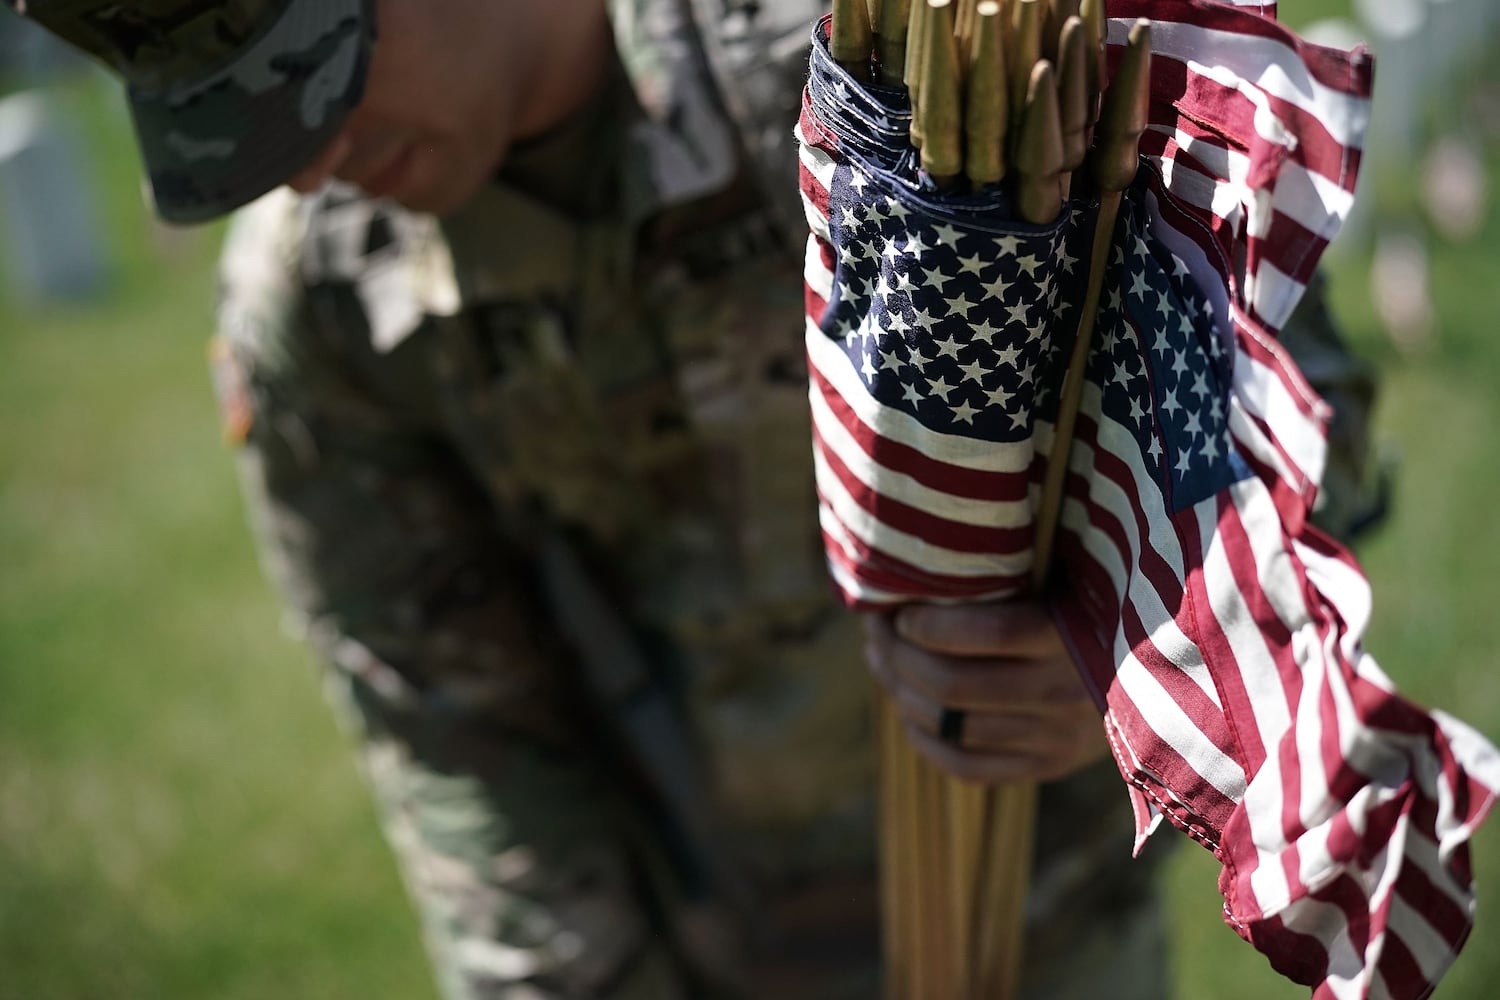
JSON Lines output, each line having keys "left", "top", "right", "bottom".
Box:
{"left": 821, "top": 161, "right": 1083, "bottom": 442}
{"left": 1088, "top": 196, "right": 1251, "bottom": 513}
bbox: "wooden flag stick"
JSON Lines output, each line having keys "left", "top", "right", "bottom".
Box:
{"left": 1043, "top": 0, "right": 1080, "bottom": 62}
{"left": 1079, "top": 0, "right": 1107, "bottom": 146}
{"left": 917, "top": 754, "right": 955, "bottom": 999}
{"left": 1008, "top": 0, "right": 1043, "bottom": 126}
{"left": 946, "top": 776, "right": 985, "bottom": 990}
{"left": 965, "top": 22, "right": 1152, "bottom": 1000}
{"left": 919, "top": 0, "right": 964, "bottom": 185}
{"left": 1014, "top": 59, "right": 1066, "bottom": 224}
{"left": 953, "top": 29, "right": 1153, "bottom": 1000}
{"left": 833, "top": 0, "right": 875, "bottom": 80}
{"left": 955, "top": 0, "right": 980, "bottom": 56}
{"left": 1032, "top": 19, "right": 1152, "bottom": 589}
{"left": 906, "top": 0, "right": 931, "bottom": 118}
{"left": 1056, "top": 15, "right": 1089, "bottom": 197}
{"left": 971, "top": 783, "right": 1038, "bottom": 998}
{"left": 877, "top": 0, "right": 914, "bottom": 85}
{"left": 877, "top": 693, "right": 913, "bottom": 1000}
{"left": 963, "top": 1, "right": 1009, "bottom": 189}
{"left": 866, "top": 14, "right": 1155, "bottom": 1000}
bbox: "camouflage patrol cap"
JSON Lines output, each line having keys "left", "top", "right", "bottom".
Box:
{"left": 6, "top": 0, "right": 375, "bottom": 223}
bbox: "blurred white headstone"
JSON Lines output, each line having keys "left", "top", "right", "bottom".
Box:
{"left": 1420, "top": 134, "right": 1489, "bottom": 242}
{"left": 1353, "top": 0, "right": 1430, "bottom": 179}
{"left": 0, "top": 90, "right": 108, "bottom": 303}
{"left": 1301, "top": 17, "right": 1369, "bottom": 53}
{"left": 1425, "top": 0, "right": 1488, "bottom": 80}
{"left": 1370, "top": 229, "right": 1436, "bottom": 353}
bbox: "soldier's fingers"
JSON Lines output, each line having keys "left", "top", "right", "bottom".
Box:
{"left": 919, "top": 655, "right": 1084, "bottom": 714}
{"left": 862, "top": 611, "right": 899, "bottom": 677}
{"left": 899, "top": 722, "right": 1058, "bottom": 785}
{"left": 901, "top": 711, "right": 1109, "bottom": 784}
{"left": 888, "top": 677, "right": 1091, "bottom": 755}
{"left": 870, "top": 616, "right": 1085, "bottom": 711}
{"left": 865, "top": 612, "right": 926, "bottom": 704}
{"left": 893, "top": 600, "right": 1066, "bottom": 659}
{"left": 867, "top": 612, "right": 1109, "bottom": 781}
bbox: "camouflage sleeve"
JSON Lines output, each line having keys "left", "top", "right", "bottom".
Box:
{"left": 211, "top": 189, "right": 722, "bottom": 1000}
{"left": 1278, "top": 270, "right": 1390, "bottom": 543}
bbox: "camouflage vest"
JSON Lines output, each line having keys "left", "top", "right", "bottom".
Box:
{"left": 218, "top": 2, "right": 874, "bottom": 876}
{"left": 608, "top": 0, "right": 827, "bottom": 241}
{"left": 218, "top": 0, "right": 1379, "bottom": 879}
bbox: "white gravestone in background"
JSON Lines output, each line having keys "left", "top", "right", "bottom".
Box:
{"left": 0, "top": 90, "right": 107, "bottom": 303}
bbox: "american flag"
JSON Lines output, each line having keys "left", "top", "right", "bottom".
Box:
{"left": 797, "top": 2, "right": 1500, "bottom": 997}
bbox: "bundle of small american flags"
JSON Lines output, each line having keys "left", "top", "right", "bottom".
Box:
{"left": 798, "top": 1, "right": 1500, "bottom": 996}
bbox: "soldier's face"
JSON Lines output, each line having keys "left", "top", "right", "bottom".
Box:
{"left": 287, "top": 0, "right": 612, "bottom": 214}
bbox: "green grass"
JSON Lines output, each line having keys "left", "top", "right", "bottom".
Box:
{"left": 4, "top": 11, "right": 1500, "bottom": 1000}
{"left": 0, "top": 76, "right": 436, "bottom": 1000}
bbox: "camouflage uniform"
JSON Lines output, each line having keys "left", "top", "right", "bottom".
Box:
{"left": 211, "top": 7, "right": 1199, "bottom": 993}
{"left": 11, "top": 1, "right": 1385, "bottom": 997}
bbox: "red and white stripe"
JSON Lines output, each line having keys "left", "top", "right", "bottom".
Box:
{"left": 799, "top": 111, "right": 1038, "bottom": 605}
{"left": 799, "top": 1, "right": 1500, "bottom": 997}
{"left": 1042, "top": 7, "right": 1495, "bottom": 996}
{"left": 1109, "top": 0, "right": 1373, "bottom": 331}
{"left": 1054, "top": 276, "right": 1499, "bottom": 996}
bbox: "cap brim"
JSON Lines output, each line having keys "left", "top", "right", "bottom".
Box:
{"left": 126, "top": 0, "right": 374, "bottom": 224}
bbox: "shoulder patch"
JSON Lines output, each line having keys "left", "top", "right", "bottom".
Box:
{"left": 207, "top": 335, "right": 254, "bottom": 446}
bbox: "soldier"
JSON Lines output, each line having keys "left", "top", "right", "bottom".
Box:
{"left": 4, "top": 1, "right": 1384, "bottom": 998}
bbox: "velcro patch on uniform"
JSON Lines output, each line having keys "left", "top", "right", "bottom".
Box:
{"left": 207, "top": 336, "right": 254, "bottom": 445}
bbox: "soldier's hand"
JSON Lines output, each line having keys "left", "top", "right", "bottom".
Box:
{"left": 862, "top": 601, "right": 1109, "bottom": 784}
{"left": 285, "top": 0, "right": 612, "bottom": 211}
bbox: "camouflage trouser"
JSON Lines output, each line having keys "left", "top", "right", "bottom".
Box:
{"left": 219, "top": 264, "right": 1175, "bottom": 1000}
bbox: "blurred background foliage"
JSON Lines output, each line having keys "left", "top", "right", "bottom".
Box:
{"left": 1, "top": 3, "right": 1498, "bottom": 998}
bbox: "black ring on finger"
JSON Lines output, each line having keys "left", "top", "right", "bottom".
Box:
{"left": 938, "top": 707, "right": 966, "bottom": 746}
